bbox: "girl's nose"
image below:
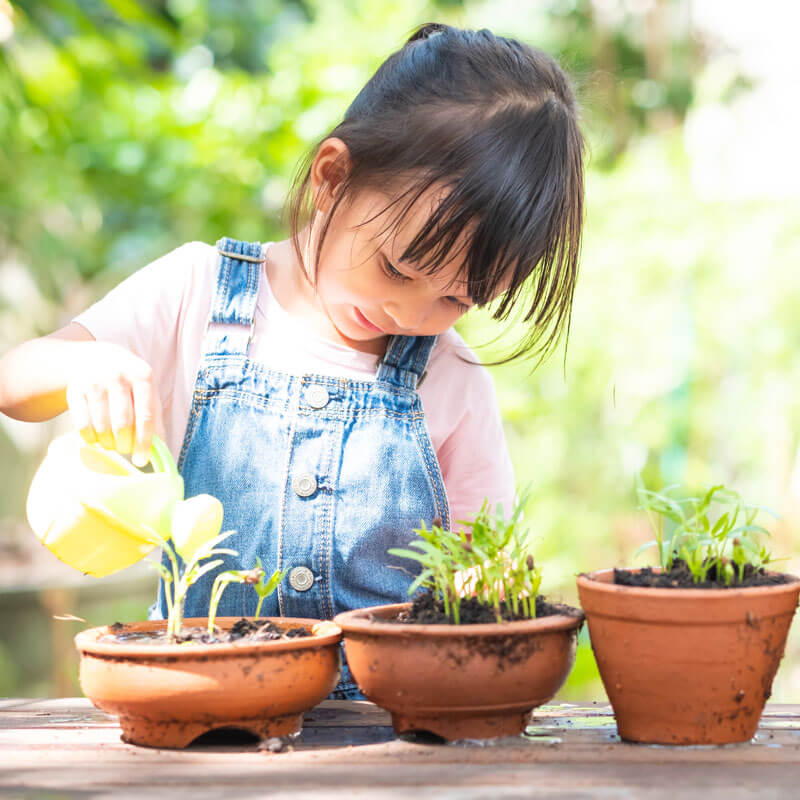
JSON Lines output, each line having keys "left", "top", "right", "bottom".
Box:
{"left": 384, "top": 299, "right": 432, "bottom": 332}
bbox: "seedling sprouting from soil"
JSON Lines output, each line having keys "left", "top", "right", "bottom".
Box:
{"left": 252, "top": 557, "right": 288, "bottom": 618}
{"left": 206, "top": 559, "right": 287, "bottom": 635}
{"left": 389, "top": 494, "right": 542, "bottom": 624}
{"left": 145, "top": 493, "right": 238, "bottom": 641}
{"left": 145, "top": 494, "right": 285, "bottom": 640}
{"left": 207, "top": 567, "right": 263, "bottom": 635}
{"left": 635, "top": 478, "right": 775, "bottom": 585}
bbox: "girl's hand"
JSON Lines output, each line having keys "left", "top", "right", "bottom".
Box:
{"left": 65, "top": 342, "right": 161, "bottom": 467}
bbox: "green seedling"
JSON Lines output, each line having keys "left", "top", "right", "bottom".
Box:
{"left": 389, "top": 492, "right": 542, "bottom": 624}
{"left": 634, "top": 477, "right": 776, "bottom": 585}
{"left": 145, "top": 515, "right": 237, "bottom": 641}
{"left": 253, "top": 557, "right": 288, "bottom": 619}
{"left": 206, "top": 560, "right": 287, "bottom": 634}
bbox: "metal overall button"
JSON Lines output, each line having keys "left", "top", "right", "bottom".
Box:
{"left": 307, "top": 386, "right": 330, "bottom": 409}
{"left": 288, "top": 566, "right": 314, "bottom": 592}
{"left": 292, "top": 473, "right": 317, "bottom": 497}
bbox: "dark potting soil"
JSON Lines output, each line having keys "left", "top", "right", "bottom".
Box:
{"left": 390, "top": 590, "right": 583, "bottom": 625}
{"left": 101, "top": 618, "right": 312, "bottom": 645}
{"left": 613, "top": 558, "right": 798, "bottom": 589}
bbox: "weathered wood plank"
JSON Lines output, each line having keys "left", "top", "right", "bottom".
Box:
{"left": 2, "top": 699, "right": 800, "bottom": 797}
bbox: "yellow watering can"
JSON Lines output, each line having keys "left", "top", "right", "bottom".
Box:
{"left": 26, "top": 432, "right": 185, "bottom": 578}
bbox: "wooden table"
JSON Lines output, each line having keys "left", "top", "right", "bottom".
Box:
{"left": 2, "top": 698, "right": 800, "bottom": 797}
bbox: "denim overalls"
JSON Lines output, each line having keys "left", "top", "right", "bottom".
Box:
{"left": 153, "top": 238, "right": 451, "bottom": 697}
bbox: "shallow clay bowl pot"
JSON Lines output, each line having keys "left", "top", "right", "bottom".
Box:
{"left": 334, "top": 602, "right": 584, "bottom": 740}
{"left": 577, "top": 569, "right": 800, "bottom": 745}
{"left": 75, "top": 616, "right": 342, "bottom": 748}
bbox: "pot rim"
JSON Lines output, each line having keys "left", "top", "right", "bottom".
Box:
{"left": 334, "top": 602, "right": 584, "bottom": 636}
{"left": 74, "top": 616, "right": 342, "bottom": 658}
{"left": 577, "top": 567, "right": 800, "bottom": 600}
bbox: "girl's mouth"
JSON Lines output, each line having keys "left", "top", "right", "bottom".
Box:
{"left": 353, "top": 307, "right": 385, "bottom": 333}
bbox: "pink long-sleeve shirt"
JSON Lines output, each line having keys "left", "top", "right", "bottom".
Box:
{"left": 73, "top": 241, "right": 515, "bottom": 525}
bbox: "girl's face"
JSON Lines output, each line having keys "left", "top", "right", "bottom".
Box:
{"left": 309, "top": 184, "right": 478, "bottom": 348}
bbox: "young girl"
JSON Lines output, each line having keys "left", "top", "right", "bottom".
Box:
{"left": 0, "top": 23, "right": 584, "bottom": 696}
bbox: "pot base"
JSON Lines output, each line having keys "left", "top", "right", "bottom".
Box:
{"left": 391, "top": 709, "right": 531, "bottom": 741}
{"left": 617, "top": 726, "right": 754, "bottom": 747}
{"left": 118, "top": 711, "right": 303, "bottom": 749}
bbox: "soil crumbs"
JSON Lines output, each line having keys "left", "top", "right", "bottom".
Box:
{"left": 390, "top": 590, "right": 583, "bottom": 625}
{"left": 102, "top": 618, "right": 312, "bottom": 645}
{"left": 614, "top": 558, "right": 798, "bottom": 589}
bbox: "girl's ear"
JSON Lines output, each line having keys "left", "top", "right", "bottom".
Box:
{"left": 309, "top": 137, "right": 351, "bottom": 214}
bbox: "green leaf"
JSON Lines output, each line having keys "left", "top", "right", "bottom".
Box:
{"left": 146, "top": 557, "right": 172, "bottom": 583}
{"left": 257, "top": 568, "right": 287, "bottom": 598}
{"left": 190, "top": 529, "right": 236, "bottom": 562}
{"left": 711, "top": 511, "right": 731, "bottom": 536}
{"left": 186, "top": 559, "right": 225, "bottom": 584}
{"left": 633, "top": 540, "right": 658, "bottom": 558}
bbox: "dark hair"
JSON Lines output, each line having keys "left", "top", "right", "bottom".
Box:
{"left": 286, "top": 23, "right": 584, "bottom": 365}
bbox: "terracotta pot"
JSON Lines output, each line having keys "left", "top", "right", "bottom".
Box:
{"left": 334, "top": 602, "right": 584, "bottom": 740}
{"left": 577, "top": 569, "right": 800, "bottom": 745}
{"left": 75, "top": 616, "right": 342, "bottom": 748}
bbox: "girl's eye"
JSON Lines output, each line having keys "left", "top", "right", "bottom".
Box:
{"left": 446, "top": 297, "right": 472, "bottom": 314}
{"left": 382, "top": 258, "right": 410, "bottom": 281}
{"left": 383, "top": 256, "right": 471, "bottom": 313}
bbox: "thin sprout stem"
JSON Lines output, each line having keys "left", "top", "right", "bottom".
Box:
{"left": 163, "top": 578, "right": 174, "bottom": 632}
{"left": 160, "top": 543, "right": 182, "bottom": 640}
{"left": 207, "top": 578, "right": 228, "bottom": 635}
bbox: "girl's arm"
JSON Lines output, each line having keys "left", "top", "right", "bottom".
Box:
{"left": 0, "top": 322, "right": 94, "bottom": 420}
{"left": 0, "top": 322, "right": 159, "bottom": 466}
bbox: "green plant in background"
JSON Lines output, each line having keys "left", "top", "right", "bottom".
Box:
{"left": 389, "top": 494, "right": 542, "bottom": 624}
{"left": 634, "top": 478, "right": 775, "bottom": 585}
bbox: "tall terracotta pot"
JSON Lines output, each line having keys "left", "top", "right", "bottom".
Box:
{"left": 75, "top": 617, "right": 342, "bottom": 748}
{"left": 577, "top": 569, "right": 800, "bottom": 745}
{"left": 335, "top": 602, "right": 584, "bottom": 741}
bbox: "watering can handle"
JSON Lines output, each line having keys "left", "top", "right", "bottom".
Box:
{"left": 146, "top": 435, "right": 179, "bottom": 478}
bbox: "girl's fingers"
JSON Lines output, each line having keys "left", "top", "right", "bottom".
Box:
{"left": 131, "top": 378, "right": 157, "bottom": 467}
{"left": 86, "top": 386, "right": 114, "bottom": 450}
{"left": 66, "top": 384, "right": 97, "bottom": 444}
{"left": 107, "top": 382, "right": 135, "bottom": 454}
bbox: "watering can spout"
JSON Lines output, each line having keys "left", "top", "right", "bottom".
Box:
{"left": 26, "top": 432, "right": 184, "bottom": 578}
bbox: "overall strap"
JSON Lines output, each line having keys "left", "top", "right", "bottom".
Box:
{"left": 376, "top": 334, "right": 437, "bottom": 390}
{"left": 205, "top": 237, "right": 264, "bottom": 356}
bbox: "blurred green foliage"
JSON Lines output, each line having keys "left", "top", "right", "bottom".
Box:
{"left": 3, "top": 0, "right": 799, "bottom": 702}
{"left": 1, "top": 0, "right": 711, "bottom": 324}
